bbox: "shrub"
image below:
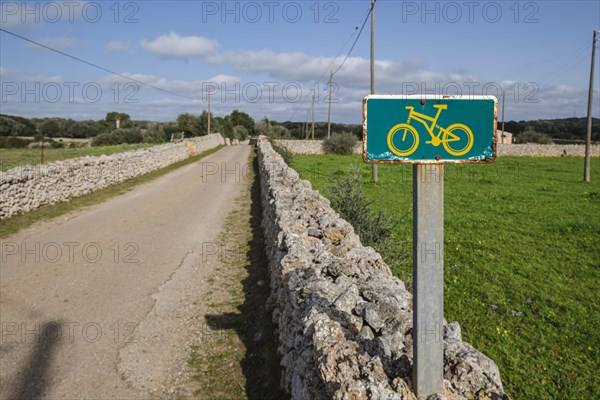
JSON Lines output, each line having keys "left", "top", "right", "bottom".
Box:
{"left": 515, "top": 128, "right": 553, "bottom": 144}
{"left": 271, "top": 125, "right": 291, "bottom": 139}
{"left": 92, "top": 128, "right": 143, "bottom": 146}
{"left": 271, "top": 141, "right": 294, "bottom": 165}
{"left": 327, "top": 166, "right": 401, "bottom": 252}
{"left": 49, "top": 139, "right": 64, "bottom": 149}
{"left": 142, "top": 123, "right": 165, "bottom": 144}
{"left": 0, "top": 136, "right": 33, "bottom": 148}
{"left": 233, "top": 125, "right": 249, "bottom": 141}
{"left": 323, "top": 132, "right": 358, "bottom": 154}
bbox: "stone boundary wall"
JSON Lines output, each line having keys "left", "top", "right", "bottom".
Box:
{"left": 276, "top": 140, "right": 362, "bottom": 155}
{"left": 0, "top": 134, "right": 226, "bottom": 219}
{"left": 257, "top": 138, "right": 509, "bottom": 399}
{"left": 276, "top": 139, "right": 600, "bottom": 157}
{"left": 497, "top": 143, "right": 600, "bottom": 157}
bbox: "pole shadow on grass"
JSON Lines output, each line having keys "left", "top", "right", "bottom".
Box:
{"left": 204, "top": 152, "right": 289, "bottom": 400}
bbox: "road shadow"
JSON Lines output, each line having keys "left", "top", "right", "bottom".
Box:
{"left": 9, "top": 320, "right": 62, "bottom": 400}
{"left": 205, "top": 151, "right": 289, "bottom": 400}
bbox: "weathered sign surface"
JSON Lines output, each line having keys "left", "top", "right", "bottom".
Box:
{"left": 363, "top": 95, "right": 497, "bottom": 163}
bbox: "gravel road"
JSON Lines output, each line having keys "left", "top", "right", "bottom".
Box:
{"left": 0, "top": 145, "right": 252, "bottom": 399}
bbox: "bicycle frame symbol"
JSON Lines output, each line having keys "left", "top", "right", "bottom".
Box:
{"left": 387, "top": 104, "right": 474, "bottom": 157}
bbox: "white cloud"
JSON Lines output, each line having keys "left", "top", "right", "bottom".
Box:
{"left": 206, "top": 74, "right": 241, "bottom": 84}
{"left": 106, "top": 40, "right": 130, "bottom": 53}
{"left": 139, "top": 33, "right": 218, "bottom": 59}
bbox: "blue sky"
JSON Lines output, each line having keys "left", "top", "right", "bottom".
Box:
{"left": 1, "top": 0, "right": 599, "bottom": 124}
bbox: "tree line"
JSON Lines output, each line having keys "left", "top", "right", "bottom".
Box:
{"left": 2, "top": 110, "right": 595, "bottom": 148}
{"left": 0, "top": 111, "right": 363, "bottom": 148}
{"left": 500, "top": 117, "right": 600, "bottom": 143}
{"left": 0, "top": 110, "right": 258, "bottom": 148}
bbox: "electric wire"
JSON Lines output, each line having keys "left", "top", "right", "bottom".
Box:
{"left": 0, "top": 28, "right": 198, "bottom": 100}
{"left": 287, "top": 1, "right": 375, "bottom": 121}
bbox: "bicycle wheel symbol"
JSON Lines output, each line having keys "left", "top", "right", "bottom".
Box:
{"left": 443, "top": 124, "right": 474, "bottom": 156}
{"left": 387, "top": 123, "right": 419, "bottom": 157}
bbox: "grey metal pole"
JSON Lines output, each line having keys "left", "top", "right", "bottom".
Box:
{"left": 413, "top": 163, "right": 444, "bottom": 397}
{"left": 327, "top": 70, "right": 333, "bottom": 139}
{"left": 312, "top": 95, "right": 315, "bottom": 140}
{"left": 207, "top": 90, "right": 211, "bottom": 135}
{"left": 371, "top": 0, "right": 378, "bottom": 182}
{"left": 584, "top": 30, "right": 597, "bottom": 183}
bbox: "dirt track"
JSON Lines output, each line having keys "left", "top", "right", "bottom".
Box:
{"left": 0, "top": 145, "right": 252, "bottom": 399}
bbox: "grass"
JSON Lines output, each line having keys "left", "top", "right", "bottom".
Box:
{"left": 0, "top": 143, "right": 157, "bottom": 171}
{"left": 292, "top": 154, "right": 600, "bottom": 399}
{"left": 0, "top": 145, "right": 224, "bottom": 238}
{"left": 187, "top": 150, "right": 287, "bottom": 400}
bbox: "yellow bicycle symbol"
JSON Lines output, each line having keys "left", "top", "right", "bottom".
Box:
{"left": 387, "top": 104, "right": 474, "bottom": 157}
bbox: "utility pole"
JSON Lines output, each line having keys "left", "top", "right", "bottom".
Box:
{"left": 370, "top": 0, "right": 378, "bottom": 182}
{"left": 584, "top": 30, "right": 597, "bottom": 182}
{"left": 207, "top": 89, "right": 211, "bottom": 135}
{"left": 312, "top": 95, "right": 315, "bottom": 140}
{"left": 501, "top": 90, "right": 505, "bottom": 143}
{"left": 306, "top": 109, "right": 310, "bottom": 139}
{"left": 327, "top": 70, "right": 333, "bottom": 139}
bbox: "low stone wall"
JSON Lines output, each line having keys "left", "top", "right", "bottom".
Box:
{"left": 497, "top": 143, "right": 600, "bottom": 157}
{"left": 257, "top": 138, "right": 509, "bottom": 399}
{"left": 275, "top": 139, "right": 362, "bottom": 155}
{"left": 276, "top": 139, "right": 600, "bottom": 157}
{"left": 0, "top": 134, "right": 225, "bottom": 219}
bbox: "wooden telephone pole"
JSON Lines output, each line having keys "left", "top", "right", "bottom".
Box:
{"left": 327, "top": 70, "right": 333, "bottom": 138}
{"left": 584, "top": 30, "right": 598, "bottom": 182}
{"left": 207, "top": 89, "right": 211, "bottom": 135}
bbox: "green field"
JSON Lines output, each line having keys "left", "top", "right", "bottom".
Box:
{"left": 292, "top": 155, "right": 599, "bottom": 399}
{"left": 0, "top": 143, "right": 157, "bottom": 172}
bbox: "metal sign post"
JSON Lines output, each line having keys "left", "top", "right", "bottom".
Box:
{"left": 362, "top": 94, "right": 497, "bottom": 397}
{"left": 413, "top": 163, "right": 444, "bottom": 396}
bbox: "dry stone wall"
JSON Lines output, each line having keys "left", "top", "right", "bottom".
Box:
{"left": 497, "top": 143, "right": 600, "bottom": 157}
{"left": 0, "top": 134, "right": 225, "bottom": 219}
{"left": 276, "top": 139, "right": 600, "bottom": 157}
{"left": 258, "top": 138, "right": 510, "bottom": 400}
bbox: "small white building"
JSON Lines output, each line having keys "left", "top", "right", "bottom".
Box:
{"left": 496, "top": 130, "right": 513, "bottom": 144}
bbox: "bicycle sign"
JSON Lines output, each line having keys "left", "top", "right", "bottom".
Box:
{"left": 363, "top": 95, "right": 497, "bottom": 163}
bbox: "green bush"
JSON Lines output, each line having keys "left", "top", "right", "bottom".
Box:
{"left": 323, "top": 132, "right": 358, "bottom": 154}
{"left": 92, "top": 128, "right": 143, "bottom": 146}
{"left": 233, "top": 125, "right": 249, "bottom": 141}
{"left": 142, "top": 123, "right": 165, "bottom": 144}
{"left": 515, "top": 128, "right": 554, "bottom": 144}
{"left": 0, "top": 136, "right": 33, "bottom": 148}
{"left": 48, "top": 139, "right": 64, "bottom": 149}
{"left": 271, "top": 141, "right": 294, "bottom": 165}
{"left": 327, "top": 166, "right": 400, "bottom": 255}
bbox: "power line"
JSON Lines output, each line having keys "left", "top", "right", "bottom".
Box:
{"left": 538, "top": 38, "right": 591, "bottom": 87}
{"left": 332, "top": 0, "right": 375, "bottom": 76}
{"left": 288, "top": 1, "right": 375, "bottom": 121}
{"left": 0, "top": 27, "right": 198, "bottom": 100}
{"left": 288, "top": 13, "right": 364, "bottom": 122}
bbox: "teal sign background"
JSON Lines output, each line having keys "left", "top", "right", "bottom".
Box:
{"left": 363, "top": 96, "right": 497, "bottom": 163}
